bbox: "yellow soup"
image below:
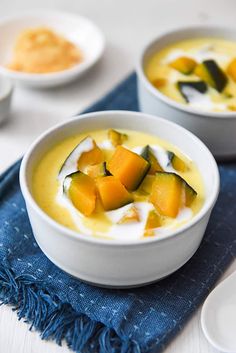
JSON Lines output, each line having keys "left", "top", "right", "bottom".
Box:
{"left": 145, "top": 38, "right": 236, "bottom": 112}
{"left": 32, "top": 129, "right": 204, "bottom": 241}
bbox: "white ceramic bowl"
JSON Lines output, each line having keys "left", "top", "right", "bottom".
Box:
{"left": 136, "top": 26, "right": 236, "bottom": 159}
{"left": 0, "top": 10, "right": 105, "bottom": 88}
{"left": 20, "top": 111, "right": 219, "bottom": 287}
{"left": 0, "top": 76, "right": 13, "bottom": 124}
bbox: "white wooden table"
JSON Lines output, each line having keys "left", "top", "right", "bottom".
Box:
{"left": 0, "top": 0, "right": 235, "bottom": 352}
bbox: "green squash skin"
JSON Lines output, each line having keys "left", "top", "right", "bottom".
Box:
{"left": 203, "top": 60, "right": 228, "bottom": 92}
{"left": 177, "top": 81, "right": 207, "bottom": 102}
{"left": 132, "top": 161, "right": 150, "bottom": 191}
{"left": 62, "top": 170, "right": 82, "bottom": 195}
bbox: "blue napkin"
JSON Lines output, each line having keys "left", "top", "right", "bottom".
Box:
{"left": 0, "top": 73, "right": 236, "bottom": 353}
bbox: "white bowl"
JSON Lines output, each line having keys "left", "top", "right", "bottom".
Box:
{"left": 20, "top": 111, "right": 219, "bottom": 287}
{"left": 136, "top": 26, "right": 236, "bottom": 159}
{"left": 0, "top": 76, "right": 13, "bottom": 124}
{"left": 0, "top": 10, "right": 105, "bottom": 88}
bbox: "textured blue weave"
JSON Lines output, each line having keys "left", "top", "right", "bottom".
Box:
{"left": 0, "top": 73, "right": 236, "bottom": 353}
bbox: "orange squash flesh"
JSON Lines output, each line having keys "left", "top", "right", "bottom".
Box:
{"left": 169, "top": 56, "right": 197, "bottom": 75}
{"left": 118, "top": 205, "right": 140, "bottom": 224}
{"left": 141, "top": 145, "right": 163, "bottom": 174}
{"left": 108, "top": 129, "right": 128, "bottom": 147}
{"left": 150, "top": 172, "right": 183, "bottom": 218}
{"left": 139, "top": 175, "right": 155, "bottom": 194}
{"left": 107, "top": 146, "right": 150, "bottom": 191}
{"left": 151, "top": 78, "right": 167, "bottom": 88}
{"left": 172, "top": 155, "right": 187, "bottom": 172}
{"left": 227, "top": 58, "right": 236, "bottom": 82}
{"left": 184, "top": 180, "right": 197, "bottom": 207}
{"left": 85, "top": 162, "right": 107, "bottom": 178}
{"left": 67, "top": 172, "right": 96, "bottom": 216}
{"left": 96, "top": 176, "right": 133, "bottom": 211}
{"left": 145, "top": 210, "right": 161, "bottom": 229}
{"left": 77, "top": 140, "right": 104, "bottom": 171}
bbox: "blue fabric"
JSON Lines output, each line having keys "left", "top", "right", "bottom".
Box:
{"left": 0, "top": 72, "right": 236, "bottom": 353}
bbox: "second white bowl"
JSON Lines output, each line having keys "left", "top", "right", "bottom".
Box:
{"left": 137, "top": 26, "right": 236, "bottom": 159}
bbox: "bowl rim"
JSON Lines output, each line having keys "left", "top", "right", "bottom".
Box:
{"left": 136, "top": 24, "right": 236, "bottom": 119}
{"left": 20, "top": 110, "right": 220, "bottom": 247}
{"left": 0, "top": 9, "right": 105, "bottom": 82}
{"left": 0, "top": 76, "right": 13, "bottom": 101}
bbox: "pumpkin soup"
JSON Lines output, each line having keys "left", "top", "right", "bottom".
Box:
{"left": 32, "top": 129, "right": 204, "bottom": 240}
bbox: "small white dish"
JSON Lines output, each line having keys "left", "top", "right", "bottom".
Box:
{"left": 0, "top": 76, "right": 13, "bottom": 124}
{"left": 20, "top": 110, "right": 219, "bottom": 287}
{"left": 201, "top": 270, "right": 236, "bottom": 353}
{"left": 0, "top": 10, "right": 105, "bottom": 88}
{"left": 136, "top": 26, "right": 236, "bottom": 159}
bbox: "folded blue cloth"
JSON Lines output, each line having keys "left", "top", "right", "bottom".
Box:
{"left": 0, "top": 73, "right": 236, "bottom": 353}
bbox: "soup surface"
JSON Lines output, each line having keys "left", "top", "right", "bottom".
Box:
{"left": 32, "top": 129, "right": 204, "bottom": 241}
{"left": 145, "top": 38, "right": 236, "bottom": 112}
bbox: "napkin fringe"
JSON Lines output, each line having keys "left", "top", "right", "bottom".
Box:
{"left": 0, "top": 264, "right": 141, "bottom": 353}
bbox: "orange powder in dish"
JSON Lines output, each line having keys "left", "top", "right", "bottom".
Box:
{"left": 7, "top": 27, "right": 83, "bottom": 74}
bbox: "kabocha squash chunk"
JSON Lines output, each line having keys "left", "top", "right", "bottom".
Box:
{"left": 169, "top": 56, "right": 197, "bottom": 75}
{"left": 228, "top": 105, "right": 236, "bottom": 111}
{"left": 107, "top": 146, "right": 150, "bottom": 191}
{"left": 183, "top": 179, "right": 197, "bottom": 206}
{"left": 145, "top": 210, "right": 162, "bottom": 229}
{"left": 227, "top": 58, "right": 236, "bottom": 82}
{"left": 118, "top": 205, "right": 140, "bottom": 224}
{"left": 150, "top": 172, "right": 183, "bottom": 218}
{"left": 63, "top": 171, "right": 96, "bottom": 216}
{"left": 194, "top": 60, "right": 228, "bottom": 92}
{"left": 177, "top": 81, "right": 207, "bottom": 102}
{"left": 96, "top": 176, "right": 133, "bottom": 211}
{"left": 58, "top": 136, "right": 103, "bottom": 180}
{"left": 150, "top": 172, "right": 197, "bottom": 217}
{"left": 108, "top": 129, "right": 128, "bottom": 147}
{"left": 139, "top": 175, "right": 155, "bottom": 194}
{"left": 85, "top": 162, "right": 108, "bottom": 178}
{"left": 151, "top": 78, "right": 167, "bottom": 89}
{"left": 77, "top": 138, "right": 104, "bottom": 171}
{"left": 168, "top": 151, "right": 188, "bottom": 172}
{"left": 141, "top": 145, "right": 163, "bottom": 174}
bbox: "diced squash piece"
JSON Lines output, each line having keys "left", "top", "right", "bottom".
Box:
{"left": 145, "top": 210, "right": 161, "bottom": 229}
{"left": 228, "top": 105, "right": 236, "bottom": 111}
{"left": 194, "top": 60, "right": 228, "bottom": 92}
{"left": 59, "top": 136, "right": 102, "bottom": 180}
{"left": 63, "top": 171, "right": 96, "bottom": 216}
{"left": 169, "top": 56, "right": 197, "bottom": 75}
{"left": 118, "top": 205, "right": 140, "bottom": 224}
{"left": 144, "top": 229, "right": 155, "bottom": 237}
{"left": 168, "top": 151, "right": 188, "bottom": 172}
{"left": 107, "top": 146, "right": 150, "bottom": 191}
{"left": 85, "top": 162, "right": 108, "bottom": 178}
{"left": 151, "top": 78, "right": 167, "bottom": 89}
{"left": 108, "top": 129, "right": 128, "bottom": 147}
{"left": 183, "top": 179, "right": 197, "bottom": 207}
{"left": 150, "top": 172, "right": 183, "bottom": 218}
{"left": 227, "top": 58, "right": 236, "bottom": 82}
{"left": 139, "top": 175, "right": 155, "bottom": 194}
{"left": 177, "top": 81, "right": 207, "bottom": 102}
{"left": 96, "top": 176, "right": 133, "bottom": 211}
{"left": 224, "top": 92, "right": 233, "bottom": 99}
{"left": 141, "top": 145, "right": 163, "bottom": 174}
{"left": 77, "top": 138, "right": 104, "bottom": 171}
{"left": 150, "top": 172, "right": 197, "bottom": 217}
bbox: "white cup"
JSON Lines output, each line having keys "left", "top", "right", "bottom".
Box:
{"left": 0, "top": 76, "right": 13, "bottom": 124}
